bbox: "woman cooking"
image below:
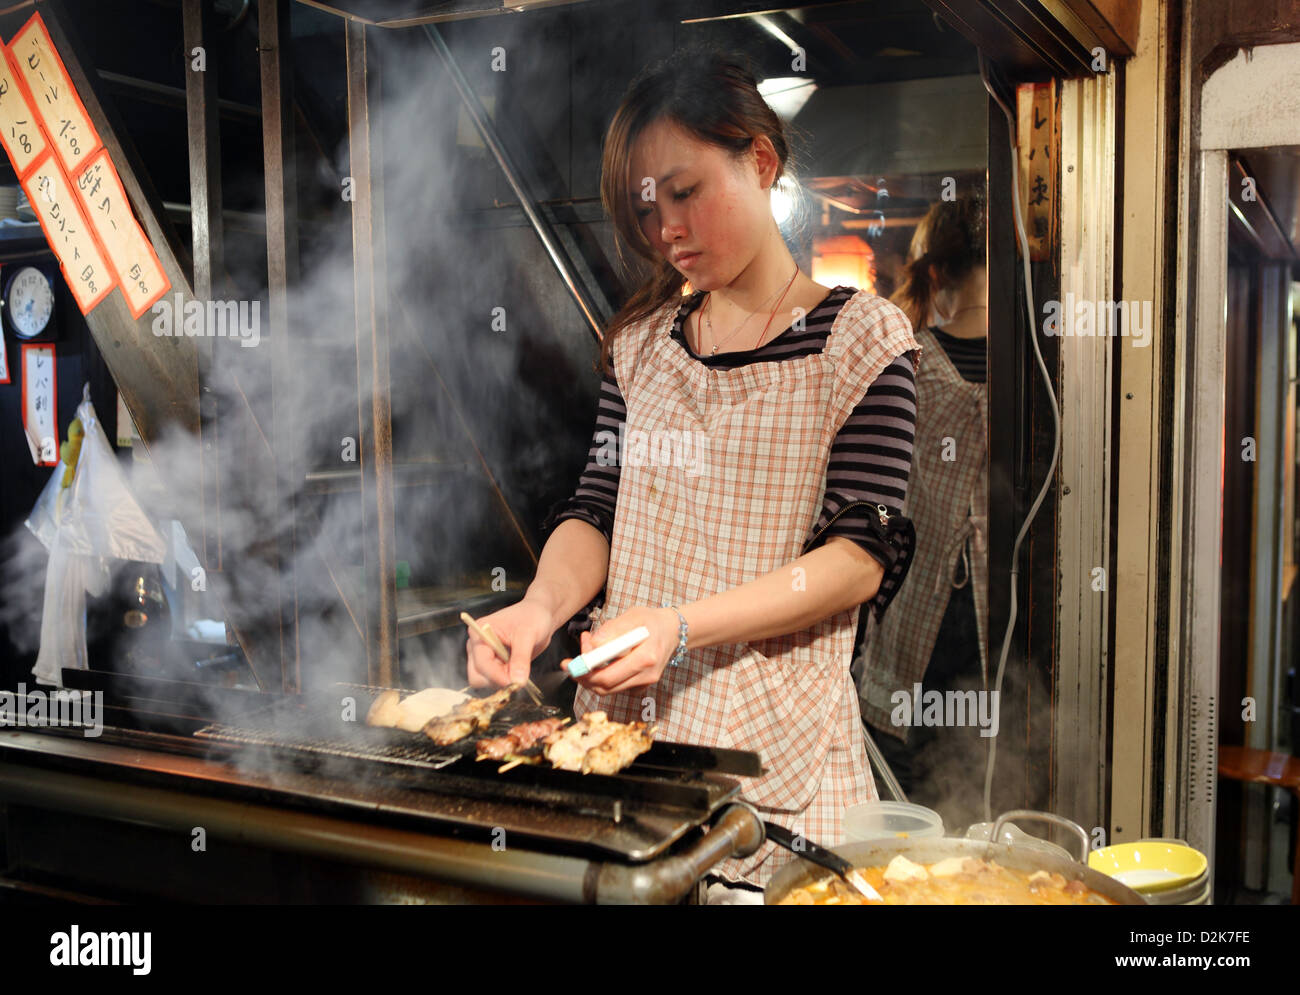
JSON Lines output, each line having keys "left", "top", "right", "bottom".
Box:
{"left": 467, "top": 48, "right": 921, "bottom": 897}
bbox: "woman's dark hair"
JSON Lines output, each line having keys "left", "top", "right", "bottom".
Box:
{"left": 890, "top": 193, "right": 986, "bottom": 333}
{"left": 597, "top": 47, "right": 790, "bottom": 374}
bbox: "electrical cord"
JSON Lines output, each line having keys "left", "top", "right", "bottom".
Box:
{"left": 977, "top": 52, "right": 1063, "bottom": 822}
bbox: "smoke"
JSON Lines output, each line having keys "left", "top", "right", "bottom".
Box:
{"left": 884, "top": 655, "right": 1056, "bottom": 835}
{"left": 0, "top": 14, "right": 598, "bottom": 735}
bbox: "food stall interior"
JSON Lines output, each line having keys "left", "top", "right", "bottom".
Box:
{"left": 0, "top": 0, "right": 1148, "bottom": 902}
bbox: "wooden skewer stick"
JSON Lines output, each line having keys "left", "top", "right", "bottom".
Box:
{"left": 460, "top": 611, "right": 544, "bottom": 704}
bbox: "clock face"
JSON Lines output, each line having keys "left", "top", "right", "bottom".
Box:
{"left": 6, "top": 266, "right": 54, "bottom": 339}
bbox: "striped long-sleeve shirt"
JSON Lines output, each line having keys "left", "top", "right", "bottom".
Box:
{"left": 543, "top": 285, "right": 918, "bottom": 619}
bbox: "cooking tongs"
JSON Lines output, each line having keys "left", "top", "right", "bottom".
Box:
{"left": 460, "top": 612, "right": 544, "bottom": 705}
{"left": 764, "top": 820, "right": 884, "bottom": 902}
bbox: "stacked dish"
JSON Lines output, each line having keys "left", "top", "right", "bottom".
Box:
{"left": 1088, "top": 839, "right": 1210, "bottom": 905}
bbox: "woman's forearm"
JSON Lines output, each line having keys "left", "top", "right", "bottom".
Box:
{"left": 680, "top": 537, "right": 883, "bottom": 650}
{"left": 524, "top": 518, "right": 611, "bottom": 632}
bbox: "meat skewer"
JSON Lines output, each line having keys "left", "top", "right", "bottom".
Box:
{"left": 476, "top": 717, "right": 569, "bottom": 761}
{"left": 541, "top": 711, "right": 655, "bottom": 774}
{"left": 423, "top": 683, "right": 520, "bottom": 746}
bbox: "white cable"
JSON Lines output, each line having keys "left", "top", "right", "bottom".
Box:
{"left": 978, "top": 53, "right": 1062, "bottom": 822}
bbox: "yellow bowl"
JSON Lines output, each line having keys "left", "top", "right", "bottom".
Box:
{"left": 1088, "top": 841, "right": 1207, "bottom": 893}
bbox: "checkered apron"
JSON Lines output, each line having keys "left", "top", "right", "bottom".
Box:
{"left": 857, "top": 327, "right": 989, "bottom": 741}
{"left": 576, "top": 290, "right": 921, "bottom": 887}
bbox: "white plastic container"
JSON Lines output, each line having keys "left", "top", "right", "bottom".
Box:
{"left": 844, "top": 801, "right": 944, "bottom": 843}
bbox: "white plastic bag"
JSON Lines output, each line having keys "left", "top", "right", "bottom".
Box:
{"left": 26, "top": 387, "right": 165, "bottom": 686}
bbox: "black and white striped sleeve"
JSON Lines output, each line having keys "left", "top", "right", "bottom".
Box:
{"left": 803, "top": 351, "right": 918, "bottom": 619}
{"left": 539, "top": 369, "right": 625, "bottom": 544}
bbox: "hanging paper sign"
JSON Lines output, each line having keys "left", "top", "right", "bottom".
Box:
{"left": 73, "top": 149, "right": 169, "bottom": 318}
{"left": 21, "top": 148, "right": 115, "bottom": 315}
{"left": 0, "top": 47, "right": 46, "bottom": 178}
{"left": 21, "top": 342, "right": 56, "bottom": 465}
{"left": 5, "top": 12, "right": 101, "bottom": 176}
{"left": 1015, "top": 81, "right": 1057, "bottom": 263}
{"left": 0, "top": 332, "right": 9, "bottom": 384}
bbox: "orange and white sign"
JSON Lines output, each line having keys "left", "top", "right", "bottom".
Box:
{"left": 74, "top": 149, "right": 169, "bottom": 318}
{"left": 22, "top": 342, "right": 57, "bottom": 465}
{"left": 6, "top": 12, "right": 101, "bottom": 175}
{"left": 21, "top": 149, "right": 114, "bottom": 314}
{"left": 0, "top": 48, "right": 45, "bottom": 177}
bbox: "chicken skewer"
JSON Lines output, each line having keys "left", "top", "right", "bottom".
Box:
{"left": 476, "top": 717, "right": 569, "bottom": 761}
{"left": 423, "top": 683, "right": 520, "bottom": 746}
{"left": 541, "top": 711, "right": 655, "bottom": 775}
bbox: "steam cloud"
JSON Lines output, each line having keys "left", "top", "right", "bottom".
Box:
{"left": 0, "top": 19, "right": 599, "bottom": 724}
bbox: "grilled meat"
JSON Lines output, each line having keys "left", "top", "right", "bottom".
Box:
{"left": 423, "top": 683, "right": 519, "bottom": 746}
{"left": 365, "top": 689, "right": 402, "bottom": 728}
{"left": 579, "top": 722, "right": 654, "bottom": 775}
{"left": 366, "top": 687, "right": 471, "bottom": 731}
{"left": 476, "top": 717, "right": 568, "bottom": 760}
{"left": 541, "top": 711, "right": 654, "bottom": 774}
{"left": 396, "top": 687, "right": 469, "bottom": 732}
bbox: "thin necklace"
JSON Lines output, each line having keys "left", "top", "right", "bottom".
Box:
{"left": 702, "top": 265, "right": 799, "bottom": 355}
{"left": 752, "top": 268, "right": 800, "bottom": 349}
{"left": 944, "top": 304, "right": 987, "bottom": 319}
{"left": 701, "top": 276, "right": 788, "bottom": 355}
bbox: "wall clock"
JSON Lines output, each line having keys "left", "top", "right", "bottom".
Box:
{"left": 4, "top": 265, "right": 55, "bottom": 340}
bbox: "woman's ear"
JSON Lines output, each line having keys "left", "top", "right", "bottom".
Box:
{"left": 751, "top": 135, "right": 781, "bottom": 189}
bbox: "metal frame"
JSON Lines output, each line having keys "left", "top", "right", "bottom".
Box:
{"left": 1108, "top": 0, "right": 1175, "bottom": 846}
{"left": 345, "top": 19, "right": 398, "bottom": 687}
{"left": 184, "top": 0, "right": 225, "bottom": 573}
{"left": 261, "top": 0, "right": 305, "bottom": 692}
{"left": 1178, "top": 38, "right": 1300, "bottom": 885}
{"left": 1054, "top": 65, "right": 1115, "bottom": 833}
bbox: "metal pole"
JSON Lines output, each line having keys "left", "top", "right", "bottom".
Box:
{"left": 422, "top": 23, "right": 608, "bottom": 341}
{"left": 346, "top": 20, "right": 399, "bottom": 687}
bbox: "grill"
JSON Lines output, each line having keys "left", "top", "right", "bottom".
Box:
{"left": 1, "top": 671, "right": 768, "bottom": 901}
{"left": 188, "top": 681, "right": 764, "bottom": 860}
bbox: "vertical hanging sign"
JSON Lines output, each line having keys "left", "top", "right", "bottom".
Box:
{"left": 21, "top": 342, "right": 57, "bottom": 465}
{"left": 6, "top": 12, "right": 101, "bottom": 175}
{"left": 0, "top": 49, "right": 47, "bottom": 177}
{"left": 1016, "top": 81, "right": 1058, "bottom": 264}
{"left": 0, "top": 12, "right": 169, "bottom": 320}
{"left": 21, "top": 148, "right": 114, "bottom": 314}
{"left": 73, "top": 149, "right": 168, "bottom": 318}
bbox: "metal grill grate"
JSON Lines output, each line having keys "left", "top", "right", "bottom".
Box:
{"left": 195, "top": 682, "right": 561, "bottom": 771}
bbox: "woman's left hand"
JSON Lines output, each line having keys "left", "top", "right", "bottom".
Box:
{"left": 564, "top": 605, "right": 681, "bottom": 696}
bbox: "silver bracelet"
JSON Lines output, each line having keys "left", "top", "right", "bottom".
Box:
{"left": 662, "top": 603, "right": 688, "bottom": 667}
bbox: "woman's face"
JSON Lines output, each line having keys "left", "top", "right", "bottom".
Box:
{"left": 627, "top": 118, "right": 778, "bottom": 290}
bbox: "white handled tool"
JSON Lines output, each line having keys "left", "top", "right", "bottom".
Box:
{"left": 565, "top": 626, "right": 651, "bottom": 678}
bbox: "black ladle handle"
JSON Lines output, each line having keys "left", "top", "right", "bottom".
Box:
{"left": 764, "top": 820, "right": 858, "bottom": 882}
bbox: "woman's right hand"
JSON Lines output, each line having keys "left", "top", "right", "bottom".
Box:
{"left": 466, "top": 598, "right": 556, "bottom": 688}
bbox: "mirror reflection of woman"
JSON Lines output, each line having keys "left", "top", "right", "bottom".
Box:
{"left": 856, "top": 195, "right": 989, "bottom": 825}
{"left": 466, "top": 49, "right": 923, "bottom": 899}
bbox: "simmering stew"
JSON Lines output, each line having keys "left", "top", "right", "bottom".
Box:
{"left": 778, "top": 855, "right": 1116, "bottom": 905}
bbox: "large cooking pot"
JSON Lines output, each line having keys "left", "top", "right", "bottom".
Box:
{"left": 764, "top": 810, "right": 1147, "bottom": 905}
